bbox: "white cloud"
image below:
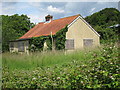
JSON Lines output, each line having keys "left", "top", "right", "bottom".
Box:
{"left": 47, "top": 5, "right": 64, "bottom": 13}
{"left": 28, "top": 13, "right": 47, "bottom": 23}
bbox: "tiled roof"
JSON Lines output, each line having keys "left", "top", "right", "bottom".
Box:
{"left": 20, "top": 14, "right": 80, "bottom": 39}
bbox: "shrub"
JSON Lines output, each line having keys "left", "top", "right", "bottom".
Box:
{"left": 2, "top": 44, "right": 119, "bottom": 89}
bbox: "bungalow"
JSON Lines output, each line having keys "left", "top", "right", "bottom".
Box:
{"left": 9, "top": 14, "right": 100, "bottom": 53}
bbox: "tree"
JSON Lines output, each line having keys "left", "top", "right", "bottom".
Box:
{"left": 85, "top": 8, "right": 120, "bottom": 27}
{"left": 85, "top": 8, "right": 120, "bottom": 43}
{"left": 2, "top": 14, "right": 35, "bottom": 52}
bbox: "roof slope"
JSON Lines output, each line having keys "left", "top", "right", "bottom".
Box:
{"left": 20, "top": 14, "right": 80, "bottom": 39}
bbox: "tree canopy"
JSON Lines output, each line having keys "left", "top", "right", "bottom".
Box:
{"left": 85, "top": 8, "right": 120, "bottom": 43}
{"left": 85, "top": 8, "right": 120, "bottom": 27}
{"left": 2, "top": 14, "right": 35, "bottom": 52}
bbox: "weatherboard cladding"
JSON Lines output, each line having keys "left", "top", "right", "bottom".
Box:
{"left": 20, "top": 14, "right": 80, "bottom": 39}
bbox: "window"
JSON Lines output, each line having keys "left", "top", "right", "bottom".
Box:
{"left": 18, "top": 42, "right": 24, "bottom": 52}
{"left": 65, "top": 39, "right": 74, "bottom": 49}
{"left": 26, "top": 41, "right": 29, "bottom": 50}
{"left": 10, "top": 42, "right": 14, "bottom": 50}
{"left": 83, "top": 39, "right": 93, "bottom": 47}
{"left": 26, "top": 41, "right": 29, "bottom": 46}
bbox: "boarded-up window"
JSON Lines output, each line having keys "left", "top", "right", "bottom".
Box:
{"left": 10, "top": 42, "right": 14, "bottom": 50}
{"left": 83, "top": 39, "right": 93, "bottom": 47}
{"left": 65, "top": 39, "right": 74, "bottom": 49}
{"left": 26, "top": 41, "right": 29, "bottom": 50}
{"left": 18, "top": 42, "right": 24, "bottom": 52}
{"left": 26, "top": 41, "right": 29, "bottom": 46}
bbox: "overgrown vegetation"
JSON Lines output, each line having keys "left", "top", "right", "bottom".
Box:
{"left": 2, "top": 44, "right": 119, "bottom": 88}
{"left": 29, "top": 36, "right": 47, "bottom": 52}
{"left": 29, "top": 26, "right": 68, "bottom": 51}
{"left": 2, "top": 8, "right": 120, "bottom": 89}
{"left": 85, "top": 8, "right": 120, "bottom": 43}
{"left": 2, "top": 14, "right": 34, "bottom": 52}
{"left": 55, "top": 26, "right": 68, "bottom": 50}
{"left": 2, "top": 49, "right": 93, "bottom": 70}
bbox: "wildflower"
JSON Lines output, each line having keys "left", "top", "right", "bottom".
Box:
{"left": 57, "top": 77, "right": 60, "bottom": 80}
{"left": 110, "top": 47, "right": 112, "bottom": 49}
{"left": 82, "top": 65, "right": 85, "bottom": 67}
{"left": 102, "top": 71, "right": 105, "bottom": 73}
{"left": 53, "top": 83, "right": 57, "bottom": 86}
{"left": 81, "top": 81, "right": 83, "bottom": 83}
{"left": 110, "top": 62, "right": 113, "bottom": 64}
{"left": 109, "top": 76, "right": 114, "bottom": 80}
{"left": 32, "top": 77, "right": 36, "bottom": 80}
{"left": 94, "top": 75, "right": 97, "bottom": 77}
{"left": 104, "top": 50, "right": 106, "bottom": 52}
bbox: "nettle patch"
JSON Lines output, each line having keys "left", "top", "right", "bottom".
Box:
{"left": 29, "top": 26, "right": 68, "bottom": 52}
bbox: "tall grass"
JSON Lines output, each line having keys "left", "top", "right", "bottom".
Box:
{"left": 2, "top": 49, "right": 100, "bottom": 71}
{"left": 2, "top": 44, "right": 119, "bottom": 88}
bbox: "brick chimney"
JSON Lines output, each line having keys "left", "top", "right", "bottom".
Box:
{"left": 45, "top": 15, "right": 53, "bottom": 22}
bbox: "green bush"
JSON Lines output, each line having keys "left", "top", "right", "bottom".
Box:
{"left": 2, "top": 44, "right": 119, "bottom": 89}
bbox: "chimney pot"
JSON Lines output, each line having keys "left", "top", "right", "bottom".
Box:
{"left": 45, "top": 15, "right": 53, "bottom": 22}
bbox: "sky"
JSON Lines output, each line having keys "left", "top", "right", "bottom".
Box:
{"left": 1, "top": 0, "right": 120, "bottom": 23}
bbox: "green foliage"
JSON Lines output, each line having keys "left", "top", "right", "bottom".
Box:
{"left": 86, "top": 44, "right": 119, "bottom": 88}
{"left": 85, "top": 8, "right": 120, "bottom": 27}
{"left": 45, "top": 36, "right": 52, "bottom": 50}
{"left": 94, "top": 25, "right": 118, "bottom": 43}
{"left": 2, "top": 44, "right": 119, "bottom": 89}
{"left": 2, "top": 50, "right": 91, "bottom": 70}
{"left": 29, "top": 36, "right": 47, "bottom": 52}
{"left": 55, "top": 26, "right": 68, "bottom": 50}
{"left": 28, "top": 26, "right": 68, "bottom": 51}
{"left": 2, "top": 14, "right": 35, "bottom": 52}
{"left": 85, "top": 8, "right": 120, "bottom": 43}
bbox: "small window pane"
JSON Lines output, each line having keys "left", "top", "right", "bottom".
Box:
{"left": 65, "top": 39, "right": 74, "bottom": 49}
{"left": 18, "top": 42, "right": 24, "bottom": 52}
{"left": 10, "top": 42, "right": 14, "bottom": 50}
{"left": 83, "top": 39, "right": 93, "bottom": 47}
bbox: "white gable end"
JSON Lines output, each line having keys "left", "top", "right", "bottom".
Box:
{"left": 67, "top": 15, "right": 100, "bottom": 37}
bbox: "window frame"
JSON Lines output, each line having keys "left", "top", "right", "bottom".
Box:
{"left": 65, "top": 39, "right": 74, "bottom": 50}
{"left": 18, "top": 41, "right": 25, "bottom": 52}
{"left": 10, "top": 42, "right": 14, "bottom": 50}
{"left": 83, "top": 38, "right": 93, "bottom": 47}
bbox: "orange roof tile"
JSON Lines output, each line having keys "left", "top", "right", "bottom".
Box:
{"left": 20, "top": 14, "right": 80, "bottom": 39}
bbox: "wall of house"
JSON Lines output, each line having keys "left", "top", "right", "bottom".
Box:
{"left": 66, "top": 17, "right": 100, "bottom": 50}
{"left": 24, "top": 40, "right": 29, "bottom": 54}
{"left": 9, "top": 41, "right": 18, "bottom": 52}
{"left": 9, "top": 40, "right": 29, "bottom": 54}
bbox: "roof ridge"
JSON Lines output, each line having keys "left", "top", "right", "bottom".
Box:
{"left": 53, "top": 14, "right": 80, "bottom": 21}
{"left": 38, "top": 14, "right": 80, "bottom": 24}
